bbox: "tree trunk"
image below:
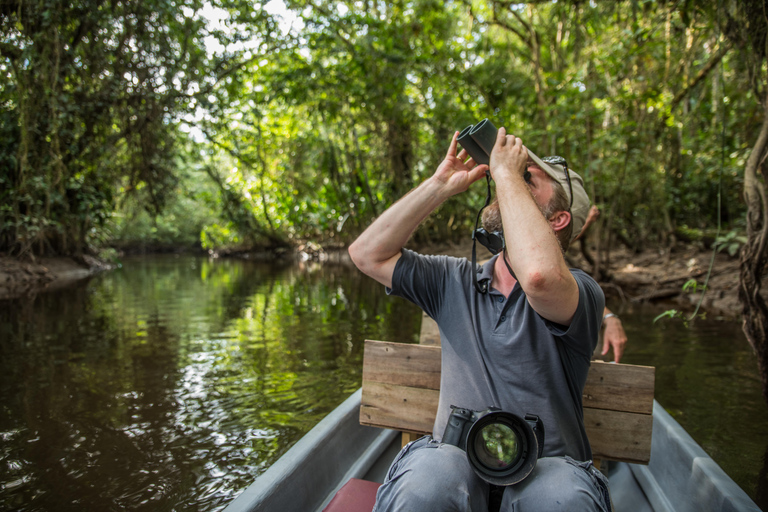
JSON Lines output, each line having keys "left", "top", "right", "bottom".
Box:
{"left": 386, "top": 117, "right": 413, "bottom": 199}
{"left": 738, "top": 96, "right": 768, "bottom": 406}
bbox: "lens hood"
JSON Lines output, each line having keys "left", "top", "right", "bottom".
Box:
{"left": 465, "top": 411, "right": 544, "bottom": 486}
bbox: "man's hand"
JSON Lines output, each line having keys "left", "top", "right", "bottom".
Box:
{"left": 585, "top": 205, "right": 600, "bottom": 225}
{"left": 348, "top": 131, "right": 488, "bottom": 289}
{"left": 488, "top": 127, "right": 528, "bottom": 182}
{"left": 433, "top": 131, "right": 489, "bottom": 195}
{"left": 602, "top": 315, "right": 627, "bottom": 363}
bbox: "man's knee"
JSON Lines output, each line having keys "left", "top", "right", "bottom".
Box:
{"left": 374, "top": 442, "right": 488, "bottom": 512}
{"left": 501, "top": 457, "right": 610, "bottom": 512}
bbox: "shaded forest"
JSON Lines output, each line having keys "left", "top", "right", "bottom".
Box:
{"left": 4, "top": 1, "right": 768, "bottom": 399}
{"left": 1, "top": 0, "right": 760, "bottom": 257}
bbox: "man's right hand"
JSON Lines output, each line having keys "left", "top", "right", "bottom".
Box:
{"left": 432, "top": 131, "right": 489, "bottom": 196}
{"left": 348, "top": 131, "right": 487, "bottom": 288}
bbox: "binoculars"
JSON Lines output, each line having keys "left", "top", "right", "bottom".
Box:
{"left": 442, "top": 405, "right": 545, "bottom": 486}
{"left": 458, "top": 118, "right": 499, "bottom": 166}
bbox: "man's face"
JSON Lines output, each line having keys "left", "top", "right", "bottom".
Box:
{"left": 481, "top": 164, "right": 557, "bottom": 233}
{"left": 524, "top": 163, "right": 556, "bottom": 216}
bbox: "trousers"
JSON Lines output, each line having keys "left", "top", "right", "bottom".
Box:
{"left": 372, "top": 436, "right": 612, "bottom": 512}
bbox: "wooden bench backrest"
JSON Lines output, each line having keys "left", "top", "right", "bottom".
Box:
{"left": 360, "top": 339, "right": 655, "bottom": 464}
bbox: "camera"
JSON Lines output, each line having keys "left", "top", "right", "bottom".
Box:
{"left": 442, "top": 406, "right": 545, "bottom": 486}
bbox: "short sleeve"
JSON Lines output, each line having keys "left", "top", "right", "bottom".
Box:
{"left": 543, "top": 269, "right": 605, "bottom": 357}
{"left": 386, "top": 249, "right": 466, "bottom": 321}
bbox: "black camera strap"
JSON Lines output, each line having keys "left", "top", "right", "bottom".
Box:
{"left": 471, "top": 171, "right": 492, "bottom": 294}
{"left": 472, "top": 171, "right": 516, "bottom": 294}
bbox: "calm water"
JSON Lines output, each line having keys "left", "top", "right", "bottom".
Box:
{"left": 0, "top": 256, "right": 766, "bottom": 511}
{"left": 610, "top": 301, "right": 768, "bottom": 509}
{"left": 0, "top": 255, "right": 422, "bottom": 511}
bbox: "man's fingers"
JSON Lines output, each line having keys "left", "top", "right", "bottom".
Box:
{"left": 496, "top": 127, "right": 507, "bottom": 146}
{"left": 446, "top": 131, "right": 459, "bottom": 158}
{"left": 469, "top": 165, "right": 489, "bottom": 183}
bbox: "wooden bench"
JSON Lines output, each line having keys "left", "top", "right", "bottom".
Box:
{"left": 324, "top": 315, "right": 655, "bottom": 512}
{"left": 360, "top": 339, "right": 655, "bottom": 464}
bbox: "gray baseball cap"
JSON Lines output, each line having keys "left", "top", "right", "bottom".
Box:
{"left": 527, "top": 150, "right": 590, "bottom": 242}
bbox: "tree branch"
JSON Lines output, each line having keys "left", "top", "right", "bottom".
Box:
{"left": 669, "top": 40, "right": 732, "bottom": 113}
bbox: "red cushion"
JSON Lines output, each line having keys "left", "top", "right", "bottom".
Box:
{"left": 323, "top": 478, "right": 381, "bottom": 512}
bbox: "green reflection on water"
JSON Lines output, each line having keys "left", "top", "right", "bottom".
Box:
{"left": 2, "top": 258, "right": 766, "bottom": 511}
{"left": 611, "top": 302, "right": 768, "bottom": 508}
{"left": 0, "top": 255, "right": 422, "bottom": 512}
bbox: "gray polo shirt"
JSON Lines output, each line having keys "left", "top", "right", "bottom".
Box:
{"left": 387, "top": 249, "right": 605, "bottom": 461}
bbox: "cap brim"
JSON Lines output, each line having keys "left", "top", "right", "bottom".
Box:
{"left": 527, "top": 150, "right": 590, "bottom": 242}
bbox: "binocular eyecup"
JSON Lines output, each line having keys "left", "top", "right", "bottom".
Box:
{"left": 458, "top": 119, "right": 498, "bottom": 166}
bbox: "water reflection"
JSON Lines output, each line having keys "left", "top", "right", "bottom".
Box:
{"left": 612, "top": 302, "right": 768, "bottom": 509}
{"left": 0, "top": 255, "right": 423, "bottom": 511}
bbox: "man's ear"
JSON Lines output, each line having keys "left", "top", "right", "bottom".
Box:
{"left": 549, "top": 210, "right": 571, "bottom": 233}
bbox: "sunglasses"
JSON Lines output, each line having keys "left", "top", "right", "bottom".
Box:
{"left": 474, "top": 228, "right": 505, "bottom": 256}
{"left": 540, "top": 156, "right": 573, "bottom": 210}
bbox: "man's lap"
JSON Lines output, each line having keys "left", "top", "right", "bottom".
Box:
{"left": 373, "top": 436, "right": 612, "bottom": 512}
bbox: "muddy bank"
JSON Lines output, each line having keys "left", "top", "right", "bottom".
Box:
{"left": 583, "top": 245, "right": 742, "bottom": 320}
{"left": 0, "top": 255, "right": 112, "bottom": 300}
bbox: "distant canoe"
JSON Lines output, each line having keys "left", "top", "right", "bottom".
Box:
{"left": 221, "top": 388, "right": 761, "bottom": 512}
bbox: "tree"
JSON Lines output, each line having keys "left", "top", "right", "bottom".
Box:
{"left": 0, "top": 0, "right": 278, "bottom": 256}
{"left": 713, "top": 0, "right": 768, "bottom": 405}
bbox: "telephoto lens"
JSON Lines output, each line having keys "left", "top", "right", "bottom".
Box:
{"left": 442, "top": 406, "right": 544, "bottom": 486}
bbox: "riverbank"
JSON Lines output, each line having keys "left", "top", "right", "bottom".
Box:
{"left": 0, "top": 255, "right": 113, "bottom": 300}
{"left": 0, "top": 242, "right": 745, "bottom": 320}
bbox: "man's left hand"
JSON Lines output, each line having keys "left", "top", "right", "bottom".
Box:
{"left": 602, "top": 316, "right": 627, "bottom": 363}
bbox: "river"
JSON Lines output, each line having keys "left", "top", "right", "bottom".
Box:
{"left": 0, "top": 255, "right": 766, "bottom": 511}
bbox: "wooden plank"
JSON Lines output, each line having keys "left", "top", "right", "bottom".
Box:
{"left": 585, "top": 408, "right": 653, "bottom": 464}
{"left": 362, "top": 340, "right": 441, "bottom": 390}
{"left": 363, "top": 341, "right": 655, "bottom": 414}
{"left": 360, "top": 339, "right": 655, "bottom": 464}
{"left": 419, "top": 312, "right": 441, "bottom": 346}
{"left": 583, "top": 361, "right": 655, "bottom": 414}
{"left": 360, "top": 386, "right": 652, "bottom": 463}
{"left": 359, "top": 381, "right": 652, "bottom": 463}
{"left": 360, "top": 381, "right": 439, "bottom": 435}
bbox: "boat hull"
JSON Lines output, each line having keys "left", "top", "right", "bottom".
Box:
{"left": 223, "top": 392, "right": 760, "bottom": 512}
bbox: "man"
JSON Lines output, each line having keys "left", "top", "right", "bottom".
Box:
{"left": 485, "top": 197, "right": 628, "bottom": 364}
{"left": 348, "top": 128, "right": 611, "bottom": 511}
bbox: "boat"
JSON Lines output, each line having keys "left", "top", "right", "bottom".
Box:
{"left": 222, "top": 308, "right": 760, "bottom": 512}
{"left": 221, "top": 386, "right": 761, "bottom": 512}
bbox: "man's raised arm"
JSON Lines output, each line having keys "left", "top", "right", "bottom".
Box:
{"left": 490, "top": 128, "right": 580, "bottom": 325}
{"left": 348, "top": 132, "right": 488, "bottom": 288}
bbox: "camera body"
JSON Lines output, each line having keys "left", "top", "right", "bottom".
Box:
{"left": 442, "top": 406, "right": 545, "bottom": 486}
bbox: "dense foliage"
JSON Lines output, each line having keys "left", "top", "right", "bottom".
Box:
{"left": 0, "top": 0, "right": 762, "bottom": 257}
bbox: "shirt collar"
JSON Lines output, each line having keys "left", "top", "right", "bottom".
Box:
{"left": 476, "top": 253, "right": 500, "bottom": 292}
